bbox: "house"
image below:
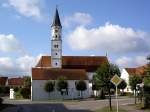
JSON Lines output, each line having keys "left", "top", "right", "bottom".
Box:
{"left": 121, "top": 64, "right": 147, "bottom": 92}
{"left": 31, "top": 8, "right": 109, "bottom": 100}
{"left": 0, "top": 77, "right": 8, "bottom": 86}
{"left": 8, "top": 77, "right": 24, "bottom": 88}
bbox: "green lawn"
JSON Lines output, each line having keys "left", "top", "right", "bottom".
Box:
{"left": 95, "top": 106, "right": 127, "bottom": 112}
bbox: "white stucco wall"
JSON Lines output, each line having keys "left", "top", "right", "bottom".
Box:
{"left": 121, "top": 69, "right": 132, "bottom": 92}
{"left": 87, "top": 72, "right": 95, "bottom": 96}
{"left": 87, "top": 72, "right": 95, "bottom": 81}
{"left": 32, "top": 80, "right": 90, "bottom": 100}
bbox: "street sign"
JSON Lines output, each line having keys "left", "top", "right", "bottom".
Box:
{"left": 110, "top": 74, "right": 122, "bottom": 112}
{"left": 111, "top": 74, "right": 122, "bottom": 86}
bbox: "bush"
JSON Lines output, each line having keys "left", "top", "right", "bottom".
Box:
{"left": 3, "top": 87, "right": 10, "bottom": 94}
{"left": 0, "top": 98, "right": 3, "bottom": 104}
{"left": 0, "top": 86, "right": 10, "bottom": 95}
{"left": 20, "top": 87, "right": 31, "bottom": 99}
{"left": 14, "top": 87, "right": 19, "bottom": 92}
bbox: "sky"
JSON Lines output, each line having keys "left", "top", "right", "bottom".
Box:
{"left": 0, "top": 0, "right": 150, "bottom": 77}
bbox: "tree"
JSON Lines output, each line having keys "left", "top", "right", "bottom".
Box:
{"left": 129, "top": 75, "right": 142, "bottom": 104}
{"left": 118, "top": 79, "right": 127, "bottom": 95}
{"left": 20, "top": 87, "right": 31, "bottom": 99}
{"left": 93, "top": 63, "right": 120, "bottom": 110}
{"left": 24, "top": 76, "right": 31, "bottom": 88}
{"left": 143, "top": 55, "right": 150, "bottom": 108}
{"left": 92, "top": 75, "right": 105, "bottom": 99}
{"left": 57, "top": 76, "right": 68, "bottom": 98}
{"left": 143, "top": 76, "right": 150, "bottom": 108}
{"left": 44, "top": 81, "right": 55, "bottom": 98}
{"left": 75, "top": 80, "right": 87, "bottom": 98}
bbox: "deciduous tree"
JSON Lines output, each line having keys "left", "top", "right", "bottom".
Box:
{"left": 44, "top": 80, "right": 55, "bottom": 98}
{"left": 93, "top": 63, "right": 120, "bottom": 110}
{"left": 75, "top": 80, "right": 87, "bottom": 98}
{"left": 129, "top": 75, "right": 142, "bottom": 104}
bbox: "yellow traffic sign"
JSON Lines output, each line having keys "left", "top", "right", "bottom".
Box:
{"left": 111, "top": 74, "right": 122, "bottom": 86}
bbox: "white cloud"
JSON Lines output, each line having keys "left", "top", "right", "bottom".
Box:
{"left": 116, "top": 56, "right": 147, "bottom": 68}
{"left": 3, "top": 0, "right": 42, "bottom": 19}
{"left": 0, "top": 34, "right": 20, "bottom": 52}
{"left": 0, "top": 54, "right": 42, "bottom": 76}
{"left": 67, "top": 22, "right": 150, "bottom": 53}
{"left": 64, "top": 12, "right": 92, "bottom": 27}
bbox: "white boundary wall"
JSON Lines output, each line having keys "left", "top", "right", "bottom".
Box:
{"left": 32, "top": 80, "right": 90, "bottom": 100}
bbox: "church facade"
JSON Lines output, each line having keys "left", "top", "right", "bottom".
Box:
{"left": 31, "top": 8, "right": 108, "bottom": 100}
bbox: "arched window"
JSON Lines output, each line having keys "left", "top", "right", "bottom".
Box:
{"left": 55, "top": 63, "right": 57, "bottom": 66}
{"left": 54, "top": 44, "right": 58, "bottom": 48}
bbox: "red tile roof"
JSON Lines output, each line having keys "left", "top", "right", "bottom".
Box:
{"left": 125, "top": 64, "right": 148, "bottom": 76}
{"left": 0, "top": 77, "right": 8, "bottom": 86}
{"left": 8, "top": 78, "right": 24, "bottom": 86}
{"left": 36, "top": 56, "right": 108, "bottom": 72}
{"left": 32, "top": 68, "right": 88, "bottom": 80}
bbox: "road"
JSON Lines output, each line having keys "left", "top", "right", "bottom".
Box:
{"left": 1, "top": 97, "right": 141, "bottom": 112}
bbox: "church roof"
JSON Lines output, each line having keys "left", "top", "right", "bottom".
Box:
{"left": 32, "top": 68, "right": 88, "bottom": 80}
{"left": 51, "top": 8, "right": 62, "bottom": 27}
{"left": 36, "top": 56, "right": 109, "bottom": 72}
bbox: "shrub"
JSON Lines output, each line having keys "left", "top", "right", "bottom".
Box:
{"left": 75, "top": 80, "right": 87, "bottom": 98}
{"left": 3, "top": 86, "right": 10, "bottom": 94}
{"left": 0, "top": 87, "right": 2, "bottom": 94}
{"left": 44, "top": 81, "right": 55, "bottom": 97}
{"left": 0, "top": 86, "right": 10, "bottom": 95}
{"left": 20, "top": 87, "right": 31, "bottom": 99}
{"left": 14, "top": 87, "right": 19, "bottom": 92}
{"left": 0, "top": 97, "right": 3, "bottom": 104}
{"left": 57, "top": 76, "right": 68, "bottom": 95}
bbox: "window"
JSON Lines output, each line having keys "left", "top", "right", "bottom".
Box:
{"left": 55, "top": 53, "right": 58, "bottom": 55}
{"left": 54, "top": 44, "right": 59, "bottom": 48}
{"left": 55, "top": 30, "right": 58, "bottom": 33}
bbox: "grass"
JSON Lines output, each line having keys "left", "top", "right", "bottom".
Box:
{"left": 32, "top": 99, "right": 80, "bottom": 105}
{"left": 95, "top": 106, "right": 127, "bottom": 112}
{"left": 128, "top": 103, "right": 150, "bottom": 112}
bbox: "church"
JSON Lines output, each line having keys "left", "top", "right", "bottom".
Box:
{"left": 31, "top": 8, "right": 109, "bottom": 100}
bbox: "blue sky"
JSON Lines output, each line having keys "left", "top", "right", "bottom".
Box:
{"left": 0, "top": 0, "right": 150, "bottom": 76}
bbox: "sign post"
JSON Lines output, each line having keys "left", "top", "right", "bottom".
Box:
{"left": 111, "top": 74, "right": 122, "bottom": 112}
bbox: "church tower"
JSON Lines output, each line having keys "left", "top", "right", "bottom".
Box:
{"left": 51, "top": 8, "right": 62, "bottom": 68}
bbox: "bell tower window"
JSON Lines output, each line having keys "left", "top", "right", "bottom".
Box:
{"left": 55, "top": 30, "right": 58, "bottom": 33}
{"left": 54, "top": 44, "right": 58, "bottom": 48}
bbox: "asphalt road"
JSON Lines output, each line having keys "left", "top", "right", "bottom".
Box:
{"left": 1, "top": 97, "right": 137, "bottom": 112}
